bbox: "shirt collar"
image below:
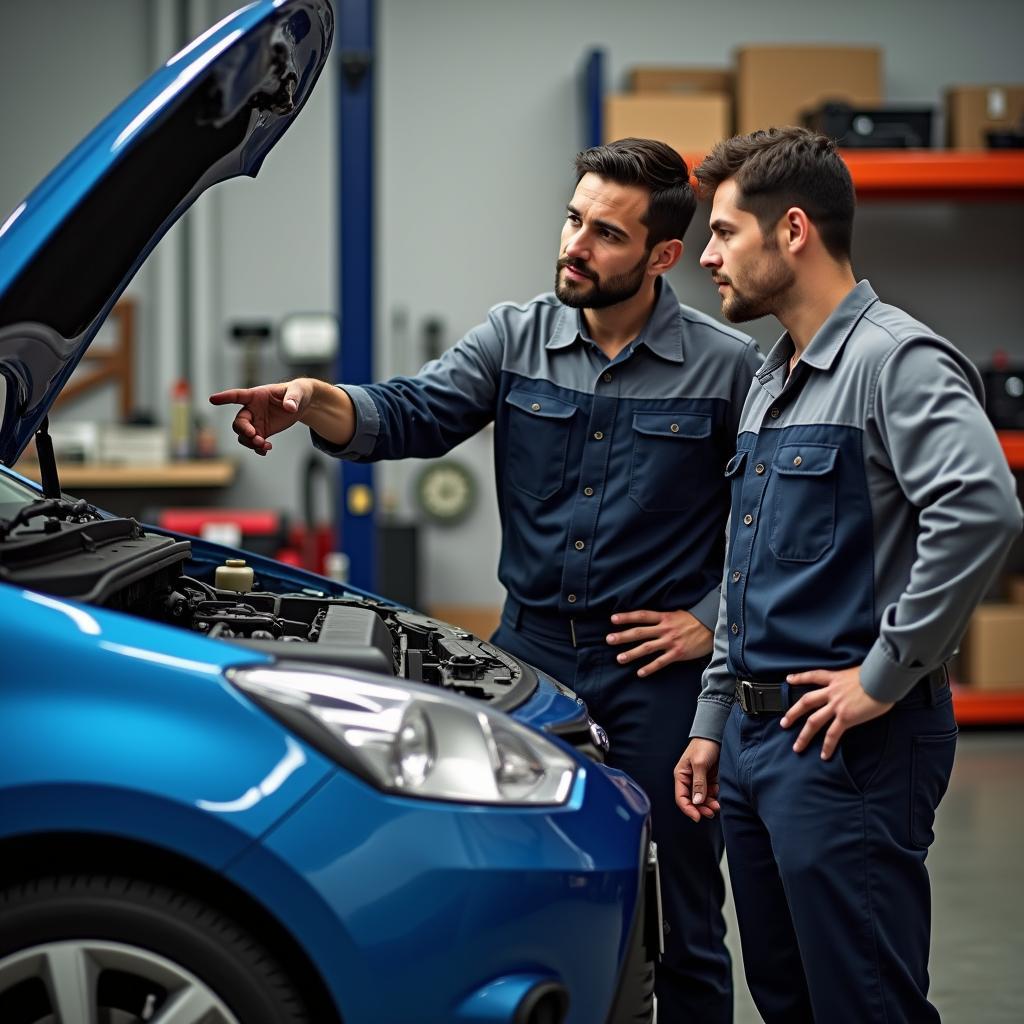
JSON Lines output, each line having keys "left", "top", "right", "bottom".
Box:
{"left": 546, "top": 277, "right": 686, "bottom": 364}
{"left": 799, "top": 279, "right": 879, "bottom": 371}
{"left": 756, "top": 279, "right": 879, "bottom": 391}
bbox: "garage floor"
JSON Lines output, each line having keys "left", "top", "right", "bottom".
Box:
{"left": 724, "top": 732, "right": 1024, "bottom": 1023}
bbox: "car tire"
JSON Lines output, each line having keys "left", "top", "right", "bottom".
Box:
{"left": 0, "top": 874, "right": 311, "bottom": 1024}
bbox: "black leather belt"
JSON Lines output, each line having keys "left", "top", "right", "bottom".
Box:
{"left": 735, "top": 667, "right": 949, "bottom": 717}
{"left": 735, "top": 679, "right": 786, "bottom": 715}
{"left": 504, "top": 598, "right": 610, "bottom": 648}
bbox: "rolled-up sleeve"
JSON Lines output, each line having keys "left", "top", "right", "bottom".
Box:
{"left": 860, "top": 339, "right": 1023, "bottom": 703}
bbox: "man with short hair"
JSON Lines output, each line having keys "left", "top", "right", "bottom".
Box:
{"left": 213, "top": 138, "right": 761, "bottom": 1020}
{"left": 674, "top": 126, "right": 1022, "bottom": 1023}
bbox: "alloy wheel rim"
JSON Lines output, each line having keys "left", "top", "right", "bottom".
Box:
{"left": 0, "top": 940, "right": 241, "bottom": 1024}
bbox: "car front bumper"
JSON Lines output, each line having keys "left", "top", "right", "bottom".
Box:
{"left": 226, "top": 758, "right": 653, "bottom": 1024}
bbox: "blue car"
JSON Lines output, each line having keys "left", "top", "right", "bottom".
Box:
{"left": 0, "top": 4, "right": 659, "bottom": 1023}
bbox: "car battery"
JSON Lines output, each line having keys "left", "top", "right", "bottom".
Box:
{"left": 803, "top": 102, "right": 935, "bottom": 148}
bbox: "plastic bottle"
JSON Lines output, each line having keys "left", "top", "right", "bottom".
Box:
{"left": 170, "top": 378, "right": 191, "bottom": 460}
{"left": 216, "top": 559, "right": 255, "bottom": 593}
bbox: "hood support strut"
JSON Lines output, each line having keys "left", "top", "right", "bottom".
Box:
{"left": 34, "top": 417, "right": 62, "bottom": 499}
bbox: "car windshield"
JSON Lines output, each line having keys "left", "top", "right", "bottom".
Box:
{"left": 0, "top": 466, "right": 40, "bottom": 517}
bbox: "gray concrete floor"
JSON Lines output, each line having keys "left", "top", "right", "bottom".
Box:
{"left": 723, "top": 732, "right": 1024, "bottom": 1023}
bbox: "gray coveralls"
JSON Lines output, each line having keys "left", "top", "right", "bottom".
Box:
{"left": 691, "top": 280, "right": 1022, "bottom": 1023}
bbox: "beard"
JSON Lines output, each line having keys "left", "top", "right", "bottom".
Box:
{"left": 716, "top": 247, "right": 795, "bottom": 323}
{"left": 555, "top": 251, "right": 648, "bottom": 309}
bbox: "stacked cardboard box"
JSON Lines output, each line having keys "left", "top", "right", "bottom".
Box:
{"left": 604, "top": 67, "right": 732, "bottom": 157}
{"left": 607, "top": 47, "right": 884, "bottom": 158}
{"left": 945, "top": 85, "right": 1024, "bottom": 148}
{"left": 957, "top": 603, "right": 1024, "bottom": 690}
{"left": 605, "top": 50, "right": 1022, "bottom": 173}
{"left": 734, "top": 45, "right": 882, "bottom": 135}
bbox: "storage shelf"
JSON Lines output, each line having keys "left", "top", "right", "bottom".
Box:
{"left": 14, "top": 458, "right": 236, "bottom": 489}
{"left": 999, "top": 431, "right": 1024, "bottom": 469}
{"left": 951, "top": 683, "right": 1024, "bottom": 726}
{"left": 840, "top": 151, "right": 1024, "bottom": 198}
{"left": 683, "top": 150, "right": 1024, "bottom": 200}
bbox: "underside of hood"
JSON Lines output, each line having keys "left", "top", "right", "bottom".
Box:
{"left": 0, "top": 0, "right": 334, "bottom": 467}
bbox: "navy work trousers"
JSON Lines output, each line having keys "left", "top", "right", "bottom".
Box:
{"left": 719, "top": 682, "right": 957, "bottom": 1023}
{"left": 493, "top": 610, "right": 732, "bottom": 1024}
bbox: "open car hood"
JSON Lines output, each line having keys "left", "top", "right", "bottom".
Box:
{"left": 0, "top": 0, "right": 334, "bottom": 467}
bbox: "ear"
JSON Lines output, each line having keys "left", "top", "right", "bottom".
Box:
{"left": 648, "top": 238, "right": 683, "bottom": 276}
{"left": 780, "top": 207, "right": 811, "bottom": 255}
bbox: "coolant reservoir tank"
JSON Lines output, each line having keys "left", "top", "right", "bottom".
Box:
{"left": 216, "top": 558, "right": 254, "bottom": 593}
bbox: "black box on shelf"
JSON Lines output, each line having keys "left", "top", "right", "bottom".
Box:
{"left": 982, "top": 364, "right": 1024, "bottom": 431}
{"left": 803, "top": 102, "right": 935, "bottom": 148}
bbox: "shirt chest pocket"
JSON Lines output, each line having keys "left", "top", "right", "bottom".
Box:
{"left": 504, "top": 389, "right": 577, "bottom": 500}
{"left": 629, "top": 411, "right": 713, "bottom": 512}
{"left": 769, "top": 443, "right": 839, "bottom": 562}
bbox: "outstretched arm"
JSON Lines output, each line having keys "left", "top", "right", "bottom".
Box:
{"left": 209, "top": 377, "right": 355, "bottom": 455}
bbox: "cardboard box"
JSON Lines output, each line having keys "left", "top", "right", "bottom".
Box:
{"left": 945, "top": 85, "right": 1024, "bottom": 149}
{"left": 605, "top": 93, "right": 731, "bottom": 158}
{"left": 957, "top": 604, "right": 1024, "bottom": 690}
{"left": 1007, "top": 575, "right": 1024, "bottom": 605}
{"left": 629, "top": 67, "right": 733, "bottom": 96}
{"left": 735, "top": 45, "right": 882, "bottom": 135}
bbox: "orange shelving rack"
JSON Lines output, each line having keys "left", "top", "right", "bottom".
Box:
{"left": 840, "top": 150, "right": 1024, "bottom": 199}
{"left": 953, "top": 435, "right": 1024, "bottom": 724}
{"left": 683, "top": 150, "right": 1024, "bottom": 200}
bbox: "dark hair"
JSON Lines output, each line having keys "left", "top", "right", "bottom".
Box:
{"left": 695, "top": 127, "right": 855, "bottom": 261}
{"left": 574, "top": 137, "right": 697, "bottom": 247}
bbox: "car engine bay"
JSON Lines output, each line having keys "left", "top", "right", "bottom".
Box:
{"left": 0, "top": 499, "right": 530, "bottom": 707}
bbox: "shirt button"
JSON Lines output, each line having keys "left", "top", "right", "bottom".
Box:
{"left": 530, "top": 402, "right": 541, "bottom": 411}
{"left": 743, "top": 513, "right": 753, "bottom": 526}
{"left": 670, "top": 423, "right": 680, "bottom": 433}
{"left": 574, "top": 540, "right": 585, "bottom": 550}
{"left": 755, "top": 463, "right": 765, "bottom": 475}
{"left": 567, "top": 593, "right": 577, "bottom": 604}
{"left": 731, "top": 623, "right": 739, "bottom": 635}
{"left": 593, "top": 431, "right": 604, "bottom": 440}
{"left": 732, "top": 570, "right": 741, "bottom": 582}
{"left": 769, "top": 407, "right": 780, "bottom": 419}
{"left": 602, "top": 372, "right": 612, "bottom": 383}
{"left": 793, "top": 455, "right": 803, "bottom": 466}
{"left": 583, "top": 486, "right": 594, "bottom": 496}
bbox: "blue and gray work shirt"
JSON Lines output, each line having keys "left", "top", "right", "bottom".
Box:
{"left": 314, "top": 278, "right": 761, "bottom": 624}
{"left": 691, "top": 280, "right": 1023, "bottom": 743}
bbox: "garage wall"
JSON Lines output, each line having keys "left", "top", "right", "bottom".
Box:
{"left": 1, "top": 0, "right": 1022, "bottom": 609}
{"left": 0, "top": 0, "right": 339, "bottom": 523}
{"left": 0, "top": 0, "right": 156, "bottom": 414}
{"left": 377, "top": 0, "right": 1024, "bottom": 607}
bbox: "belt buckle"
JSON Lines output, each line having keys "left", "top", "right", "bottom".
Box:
{"left": 569, "top": 619, "right": 578, "bottom": 648}
{"left": 737, "top": 679, "right": 757, "bottom": 714}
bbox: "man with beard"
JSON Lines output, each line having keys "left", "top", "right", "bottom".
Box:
{"left": 673, "top": 127, "right": 1022, "bottom": 1023}
{"left": 211, "top": 137, "right": 761, "bottom": 1022}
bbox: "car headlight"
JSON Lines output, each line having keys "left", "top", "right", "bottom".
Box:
{"left": 229, "top": 665, "right": 578, "bottom": 806}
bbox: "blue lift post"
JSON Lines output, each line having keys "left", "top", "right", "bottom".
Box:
{"left": 581, "top": 48, "right": 605, "bottom": 149}
{"left": 336, "top": 0, "right": 376, "bottom": 591}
